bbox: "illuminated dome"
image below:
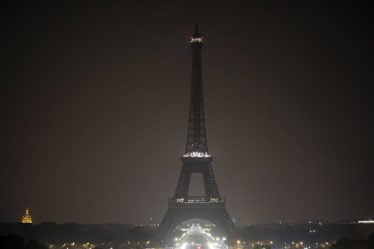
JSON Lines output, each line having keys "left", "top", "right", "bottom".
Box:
{"left": 21, "top": 208, "right": 33, "bottom": 224}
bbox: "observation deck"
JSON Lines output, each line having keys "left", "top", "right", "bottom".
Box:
{"left": 168, "top": 196, "right": 225, "bottom": 208}
{"left": 181, "top": 151, "right": 213, "bottom": 163}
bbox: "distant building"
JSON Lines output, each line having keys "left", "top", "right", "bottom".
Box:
{"left": 21, "top": 208, "right": 33, "bottom": 224}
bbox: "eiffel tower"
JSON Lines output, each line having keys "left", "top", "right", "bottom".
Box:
{"left": 158, "top": 22, "right": 235, "bottom": 241}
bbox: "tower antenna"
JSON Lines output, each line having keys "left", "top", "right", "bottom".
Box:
{"left": 194, "top": 13, "right": 199, "bottom": 35}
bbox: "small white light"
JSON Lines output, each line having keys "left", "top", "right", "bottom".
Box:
{"left": 358, "top": 219, "right": 374, "bottom": 224}
{"left": 190, "top": 37, "right": 203, "bottom": 43}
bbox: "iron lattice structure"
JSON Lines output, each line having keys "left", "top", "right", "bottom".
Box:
{"left": 158, "top": 24, "right": 235, "bottom": 242}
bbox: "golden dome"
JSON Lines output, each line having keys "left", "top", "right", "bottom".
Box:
{"left": 21, "top": 208, "right": 33, "bottom": 224}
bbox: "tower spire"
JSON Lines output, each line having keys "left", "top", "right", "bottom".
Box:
{"left": 194, "top": 14, "right": 199, "bottom": 36}
{"left": 185, "top": 18, "right": 208, "bottom": 156}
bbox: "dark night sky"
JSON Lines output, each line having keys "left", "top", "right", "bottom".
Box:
{"left": 1, "top": 1, "right": 373, "bottom": 224}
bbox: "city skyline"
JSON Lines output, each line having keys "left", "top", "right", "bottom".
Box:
{"left": 1, "top": 1, "right": 373, "bottom": 224}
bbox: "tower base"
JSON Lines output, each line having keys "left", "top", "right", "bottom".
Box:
{"left": 158, "top": 199, "right": 235, "bottom": 243}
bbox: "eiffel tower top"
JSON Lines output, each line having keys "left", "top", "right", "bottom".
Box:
{"left": 191, "top": 16, "right": 202, "bottom": 42}
{"left": 183, "top": 19, "right": 210, "bottom": 159}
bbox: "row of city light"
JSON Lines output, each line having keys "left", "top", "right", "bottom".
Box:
{"left": 235, "top": 240, "right": 273, "bottom": 245}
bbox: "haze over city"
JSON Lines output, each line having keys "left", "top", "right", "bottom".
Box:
{"left": 1, "top": 1, "right": 372, "bottom": 227}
